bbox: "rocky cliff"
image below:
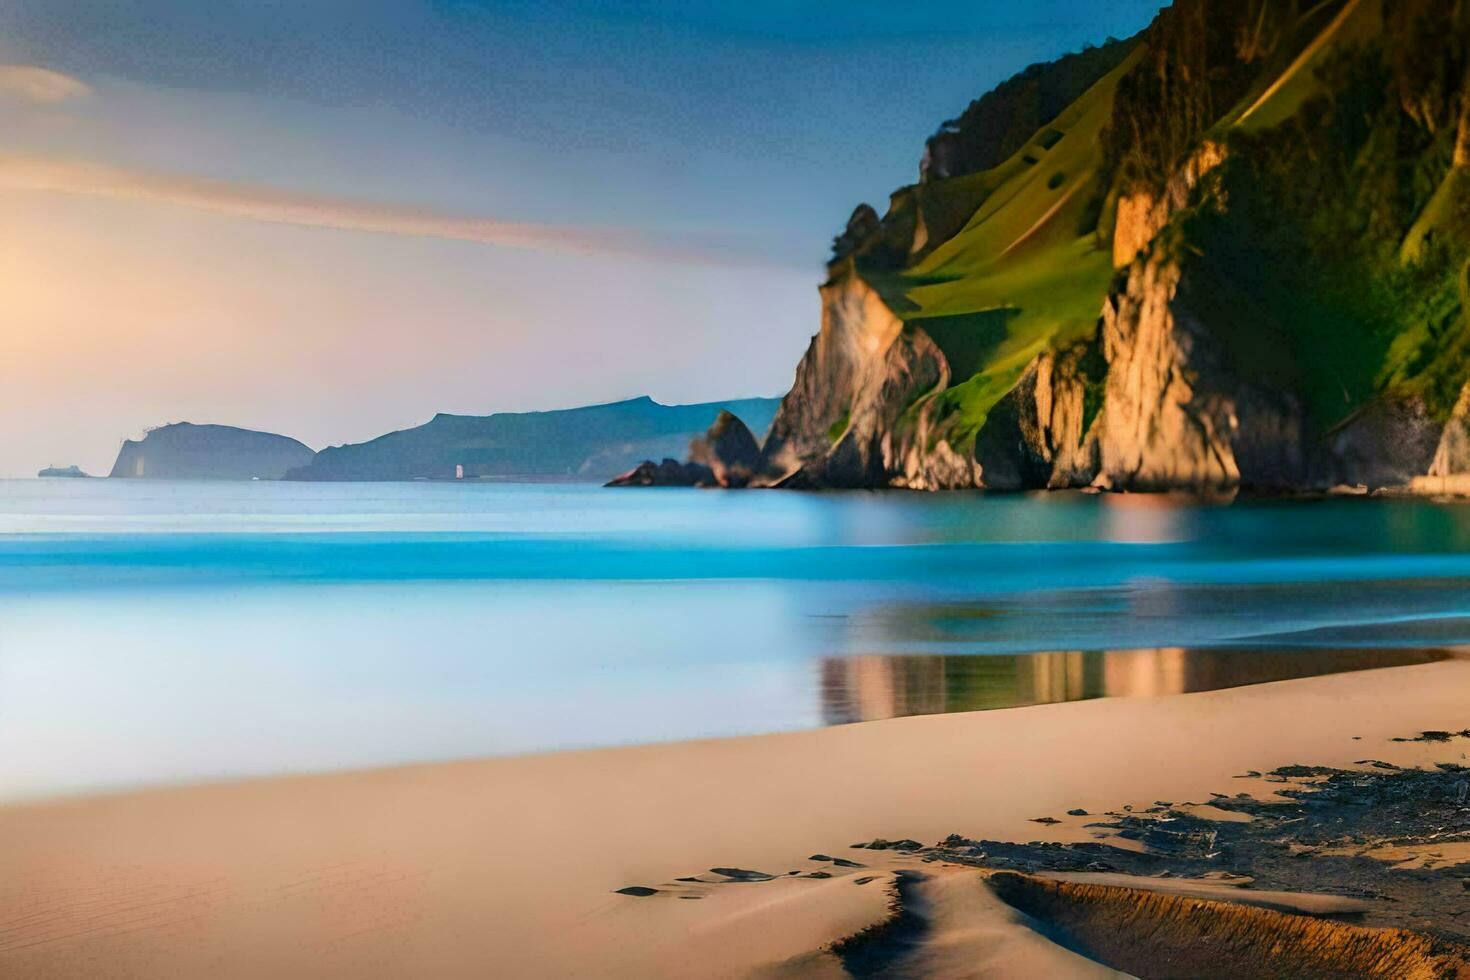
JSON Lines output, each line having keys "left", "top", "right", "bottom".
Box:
{"left": 749, "top": 0, "right": 1470, "bottom": 494}
{"left": 109, "top": 423, "right": 315, "bottom": 480}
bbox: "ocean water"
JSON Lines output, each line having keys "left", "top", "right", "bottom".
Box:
{"left": 4, "top": 478, "right": 1470, "bottom": 801}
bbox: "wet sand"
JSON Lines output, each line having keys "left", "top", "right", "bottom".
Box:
{"left": 3, "top": 657, "right": 1470, "bottom": 977}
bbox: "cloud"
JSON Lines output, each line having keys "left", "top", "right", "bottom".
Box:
{"left": 0, "top": 153, "right": 777, "bottom": 266}
{"left": 0, "top": 65, "right": 91, "bottom": 104}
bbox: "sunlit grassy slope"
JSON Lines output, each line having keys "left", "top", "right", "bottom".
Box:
{"left": 849, "top": 0, "right": 1466, "bottom": 450}
{"left": 856, "top": 49, "right": 1142, "bottom": 447}
{"left": 1226, "top": 0, "right": 1380, "bottom": 133}
{"left": 1189, "top": 0, "right": 1469, "bottom": 430}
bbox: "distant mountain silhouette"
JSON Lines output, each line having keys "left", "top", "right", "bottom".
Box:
{"left": 110, "top": 423, "right": 315, "bottom": 480}
{"left": 285, "top": 396, "right": 781, "bottom": 482}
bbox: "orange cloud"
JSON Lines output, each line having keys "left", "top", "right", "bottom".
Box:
{"left": 0, "top": 64, "right": 91, "bottom": 104}
{"left": 0, "top": 153, "right": 755, "bottom": 265}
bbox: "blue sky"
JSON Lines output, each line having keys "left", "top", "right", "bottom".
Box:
{"left": 0, "top": 1, "right": 1163, "bottom": 475}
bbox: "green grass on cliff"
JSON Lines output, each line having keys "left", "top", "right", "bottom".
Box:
{"left": 1225, "top": 0, "right": 1381, "bottom": 133}
{"left": 843, "top": 0, "right": 1467, "bottom": 454}
{"left": 855, "top": 47, "right": 1141, "bottom": 449}
{"left": 1175, "top": 2, "right": 1470, "bottom": 432}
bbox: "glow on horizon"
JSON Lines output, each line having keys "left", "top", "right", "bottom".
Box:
{"left": 0, "top": 1, "right": 1168, "bottom": 476}
{"left": 0, "top": 153, "right": 780, "bottom": 266}
{"left": 0, "top": 63, "right": 814, "bottom": 477}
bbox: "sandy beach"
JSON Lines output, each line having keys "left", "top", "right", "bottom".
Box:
{"left": 4, "top": 657, "right": 1470, "bottom": 977}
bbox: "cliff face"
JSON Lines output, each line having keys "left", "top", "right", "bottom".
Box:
{"left": 753, "top": 0, "right": 1470, "bottom": 494}
{"left": 109, "top": 423, "right": 315, "bottom": 480}
{"left": 760, "top": 267, "right": 904, "bottom": 483}
{"left": 760, "top": 266, "right": 976, "bottom": 489}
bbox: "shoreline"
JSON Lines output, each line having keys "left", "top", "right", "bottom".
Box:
{"left": 5, "top": 659, "right": 1470, "bottom": 976}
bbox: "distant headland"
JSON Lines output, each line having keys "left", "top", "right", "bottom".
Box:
{"left": 99, "top": 396, "right": 780, "bottom": 483}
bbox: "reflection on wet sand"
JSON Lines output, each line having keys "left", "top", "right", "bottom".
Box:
{"left": 819, "top": 647, "right": 1455, "bottom": 725}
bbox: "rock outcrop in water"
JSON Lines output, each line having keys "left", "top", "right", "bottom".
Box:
{"left": 605, "top": 457, "right": 715, "bottom": 488}
{"left": 688, "top": 411, "right": 762, "bottom": 488}
{"left": 608, "top": 409, "right": 764, "bottom": 487}
{"left": 109, "top": 423, "right": 315, "bottom": 480}
{"left": 706, "top": 0, "right": 1470, "bottom": 494}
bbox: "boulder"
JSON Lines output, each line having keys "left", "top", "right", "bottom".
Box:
{"left": 606, "top": 409, "right": 766, "bottom": 488}
{"left": 604, "top": 458, "right": 714, "bottom": 487}
{"left": 688, "top": 411, "right": 762, "bottom": 487}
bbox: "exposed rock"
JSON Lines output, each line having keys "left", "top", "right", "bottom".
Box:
{"left": 745, "top": 260, "right": 999, "bottom": 491}
{"left": 971, "top": 376, "right": 1053, "bottom": 491}
{"left": 605, "top": 457, "right": 714, "bottom": 488}
{"left": 1093, "top": 254, "right": 1316, "bottom": 492}
{"left": 756, "top": 263, "right": 908, "bottom": 485}
{"left": 709, "top": 868, "right": 777, "bottom": 882}
{"left": 853, "top": 838, "right": 925, "bottom": 852}
{"left": 831, "top": 204, "right": 881, "bottom": 262}
{"left": 973, "top": 342, "right": 1103, "bottom": 490}
{"left": 825, "top": 326, "right": 958, "bottom": 489}
{"left": 687, "top": 411, "right": 762, "bottom": 488}
{"left": 1111, "top": 141, "right": 1226, "bottom": 269}
{"left": 608, "top": 407, "right": 771, "bottom": 488}
{"left": 1421, "top": 381, "right": 1470, "bottom": 490}
{"left": 1326, "top": 397, "right": 1443, "bottom": 490}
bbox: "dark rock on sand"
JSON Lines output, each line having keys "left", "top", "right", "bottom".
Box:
{"left": 614, "top": 886, "right": 658, "bottom": 897}
{"left": 859, "top": 838, "right": 924, "bottom": 852}
{"left": 710, "top": 868, "right": 776, "bottom": 882}
{"left": 927, "top": 759, "right": 1470, "bottom": 941}
{"left": 1270, "top": 765, "right": 1338, "bottom": 777}
{"left": 1392, "top": 730, "right": 1468, "bottom": 742}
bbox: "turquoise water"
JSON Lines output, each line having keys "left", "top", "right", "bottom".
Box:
{"left": 4, "top": 479, "right": 1470, "bottom": 800}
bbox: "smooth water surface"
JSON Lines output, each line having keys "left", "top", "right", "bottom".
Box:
{"left": 4, "top": 479, "right": 1470, "bottom": 800}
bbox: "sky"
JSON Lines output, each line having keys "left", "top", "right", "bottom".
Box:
{"left": 0, "top": 0, "right": 1164, "bottom": 477}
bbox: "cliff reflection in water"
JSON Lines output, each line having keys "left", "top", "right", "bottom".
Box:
{"left": 819, "top": 647, "right": 1452, "bottom": 725}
